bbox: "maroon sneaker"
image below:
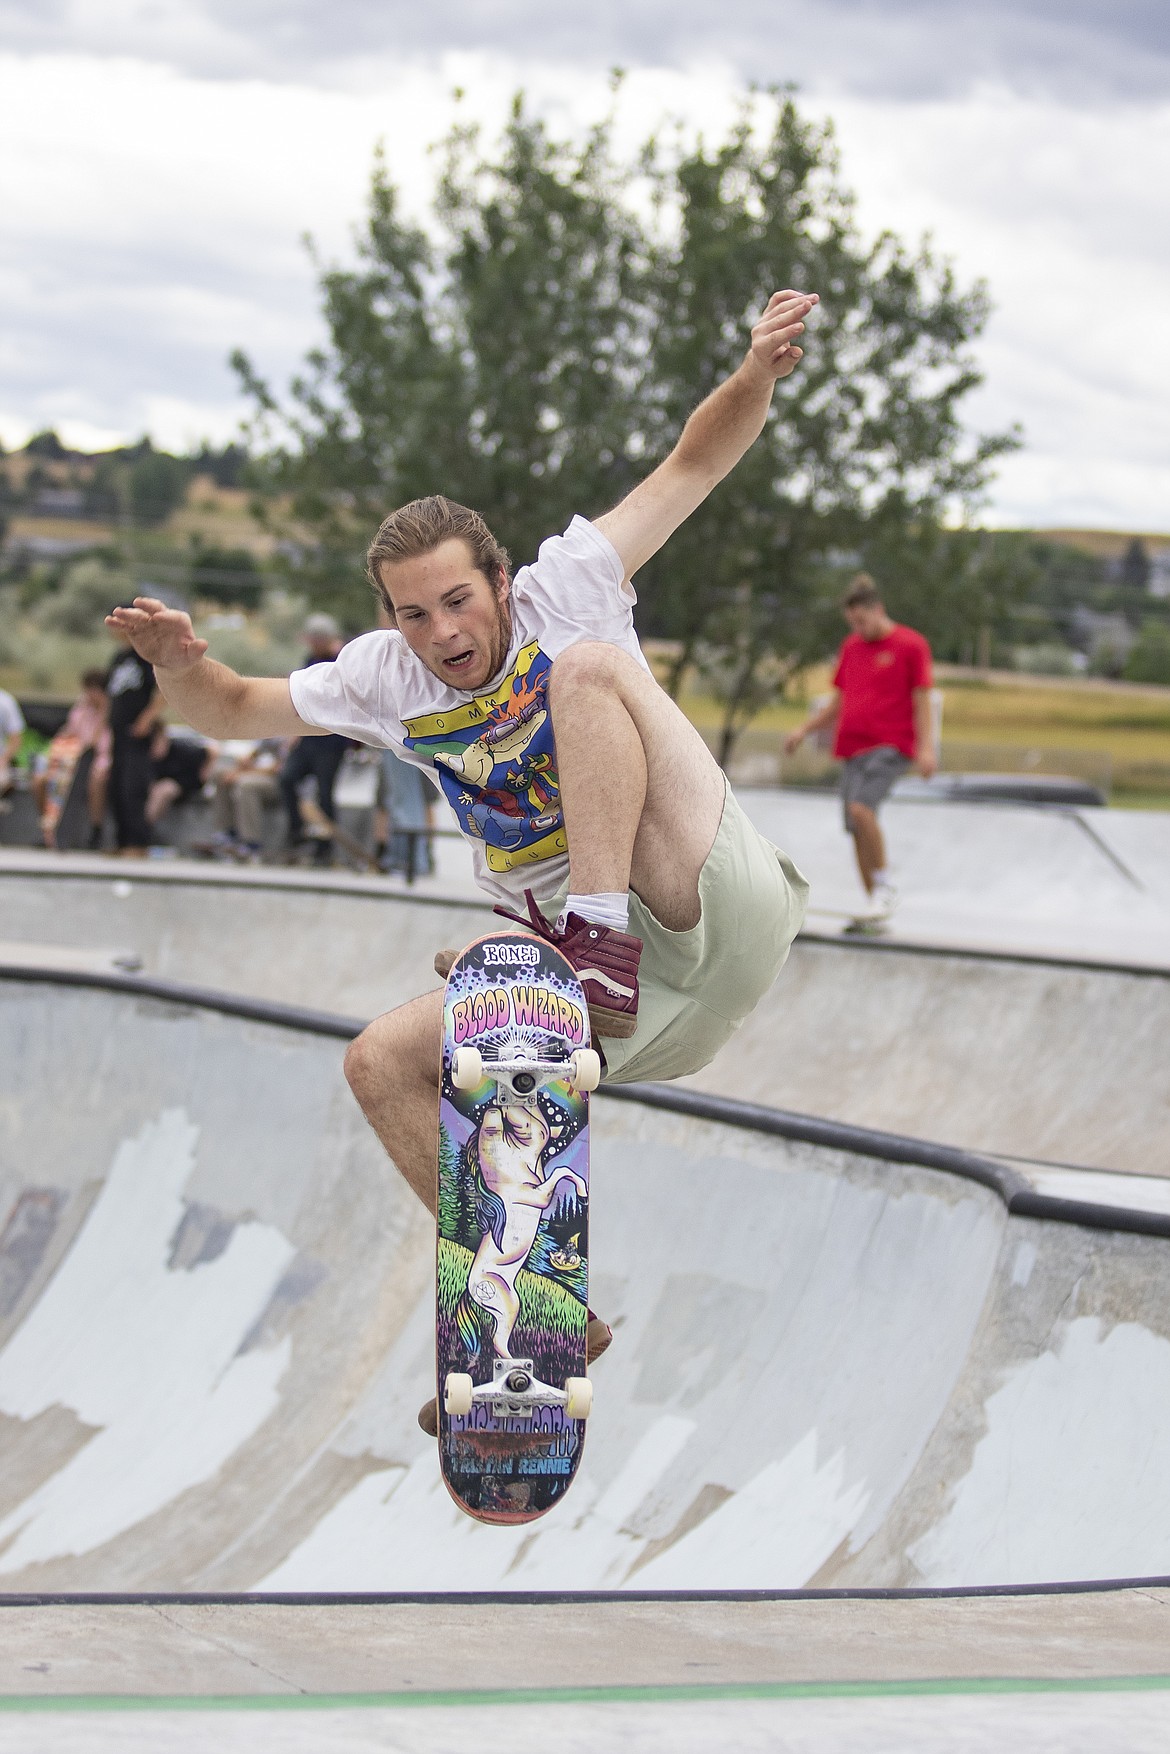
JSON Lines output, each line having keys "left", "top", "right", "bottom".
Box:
{"left": 495, "top": 889, "right": 642, "bottom": 1039}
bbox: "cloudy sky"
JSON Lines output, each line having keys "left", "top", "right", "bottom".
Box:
{"left": 1, "top": 0, "right": 1167, "bottom": 528}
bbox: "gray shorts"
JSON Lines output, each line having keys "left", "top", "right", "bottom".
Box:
{"left": 840, "top": 746, "right": 910, "bottom": 829}
{"left": 546, "top": 778, "right": 808, "bottom": 1085}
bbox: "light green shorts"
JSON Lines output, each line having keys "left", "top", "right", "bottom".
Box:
{"left": 549, "top": 779, "right": 809, "bottom": 1085}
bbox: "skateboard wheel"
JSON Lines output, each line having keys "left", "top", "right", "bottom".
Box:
{"left": 444, "top": 1372, "right": 474, "bottom": 1416}
{"left": 564, "top": 1376, "right": 593, "bottom": 1420}
{"left": 450, "top": 1046, "right": 484, "bottom": 1090}
{"left": 569, "top": 1049, "right": 601, "bottom": 1093}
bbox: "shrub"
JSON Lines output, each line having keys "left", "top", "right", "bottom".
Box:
{"left": 1124, "top": 623, "right": 1170, "bottom": 686}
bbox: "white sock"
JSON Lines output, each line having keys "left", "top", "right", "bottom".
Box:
{"left": 558, "top": 891, "right": 630, "bottom": 933}
{"left": 871, "top": 869, "right": 892, "bottom": 890}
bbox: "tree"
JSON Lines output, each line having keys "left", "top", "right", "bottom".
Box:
{"left": 34, "top": 557, "right": 136, "bottom": 636}
{"left": 186, "top": 539, "right": 264, "bottom": 606}
{"left": 24, "top": 430, "right": 68, "bottom": 460}
{"left": 128, "top": 444, "right": 191, "bottom": 526}
{"left": 234, "top": 108, "right": 646, "bottom": 625}
{"left": 627, "top": 100, "right": 1015, "bottom": 756}
{"left": 1124, "top": 621, "right": 1170, "bottom": 686}
{"left": 235, "top": 91, "right": 1017, "bottom": 754}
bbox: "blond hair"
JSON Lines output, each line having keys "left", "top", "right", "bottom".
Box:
{"left": 366, "top": 496, "right": 510, "bottom": 612}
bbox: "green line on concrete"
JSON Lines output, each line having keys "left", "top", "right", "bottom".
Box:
{"left": 2, "top": 1676, "right": 1170, "bottom": 1713}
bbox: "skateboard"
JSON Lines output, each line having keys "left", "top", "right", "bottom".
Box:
{"left": 297, "top": 795, "right": 379, "bottom": 872}
{"left": 46, "top": 742, "right": 94, "bottom": 850}
{"left": 436, "top": 931, "right": 600, "bottom": 1524}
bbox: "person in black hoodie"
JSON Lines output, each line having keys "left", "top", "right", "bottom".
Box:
{"left": 105, "top": 626, "right": 163, "bottom": 854}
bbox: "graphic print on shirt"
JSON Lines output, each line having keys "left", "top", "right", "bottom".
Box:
{"left": 402, "top": 641, "right": 565, "bottom": 874}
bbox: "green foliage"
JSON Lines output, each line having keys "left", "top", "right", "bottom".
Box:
{"left": 437, "top": 1126, "right": 462, "bottom": 1242}
{"left": 24, "top": 430, "right": 68, "bottom": 460}
{"left": 1124, "top": 622, "right": 1170, "bottom": 686}
{"left": 128, "top": 446, "right": 192, "bottom": 526}
{"left": 189, "top": 442, "right": 250, "bottom": 489}
{"left": 33, "top": 557, "right": 135, "bottom": 637}
{"left": 186, "top": 539, "right": 264, "bottom": 605}
{"left": 235, "top": 89, "right": 1016, "bottom": 741}
{"left": 199, "top": 593, "right": 307, "bottom": 679}
{"left": 436, "top": 1234, "right": 472, "bottom": 1318}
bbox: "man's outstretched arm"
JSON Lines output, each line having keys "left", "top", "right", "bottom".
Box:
{"left": 595, "top": 289, "right": 817, "bottom": 582}
{"left": 105, "top": 599, "right": 322, "bottom": 739}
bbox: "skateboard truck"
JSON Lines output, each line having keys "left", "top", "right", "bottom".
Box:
{"left": 450, "top": 1046, "right": 601, "bottom": 1103}
{"left": 444, "top": 1357, "right": 594, "bottom": 1421}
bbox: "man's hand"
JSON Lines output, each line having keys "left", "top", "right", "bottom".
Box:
{"left": 104, "top": 604, "right": 308, "bottom": 740}
{"left": 750, "top": 290, "right": 818, "bottom": 382}
{"left": 595, "top": 286, "right": 820, "bottom": 580}
{"left": 783, "top": 728, "right": 805, "bottom": 756}
{"left": 916, "top": 748, "right": 939, "bottom": 781}
{"left": 106, "top": 599, "right": 208, "bottom": 673}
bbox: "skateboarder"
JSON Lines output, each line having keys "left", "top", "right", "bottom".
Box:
{"left": 785, "top": 575, "right": 936, "bottom": 922}
{"left": 106, "top": 288, "right": 816, "bottom": 1414}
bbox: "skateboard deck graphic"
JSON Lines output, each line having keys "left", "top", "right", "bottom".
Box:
{"left": 437, "top": 932, "right": 598, "bottom": 1524}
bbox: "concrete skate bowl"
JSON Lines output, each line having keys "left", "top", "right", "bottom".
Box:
{"left": 3, "top": 860, "right": 1170, "bottom": 1173}
{"left": 3, "top": 967, "right": 1170, "bottom": 1595}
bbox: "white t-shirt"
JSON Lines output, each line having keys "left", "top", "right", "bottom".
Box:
{"left": 0, "top": 689, "right": 24, "bottom": 742}
{"left": 289, "top": 516, "right": 649, "bottom": 905}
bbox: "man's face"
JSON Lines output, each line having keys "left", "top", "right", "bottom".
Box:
{"left": 305, "top": 634, "right": 339, "bottom": 660}
{"left": 845, "top": 602, "right": 888, "bottom": 642}
{"left": 378, "top": 538, "right": 512, "bottom": 691}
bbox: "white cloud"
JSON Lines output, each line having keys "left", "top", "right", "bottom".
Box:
{"left": 809, "top": 88, "right": 1170, "bottom": 526}
{"left": 3, "top": 0, "right": 1168, "bottom": 102}
{"left": 0, "top": 49, "right": 1166, "bottom": 528}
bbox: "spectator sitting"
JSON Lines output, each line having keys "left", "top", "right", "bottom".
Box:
{"left": 0, "top": 686, "right": 24, "bottom": 801}
{"left": 146, "top": 728, "right": 219, "bottom": 833}
{"left": 375, "top": 744, "right": 435, "bottom": 877}
{"left": 206, "top": 737, "right": 286, "bottom": 860}
{"left": 32, "top": 669, "right": 111, "bottom": 849}
{"left": 279, "top": 612, "right": 351, "bottom": 865}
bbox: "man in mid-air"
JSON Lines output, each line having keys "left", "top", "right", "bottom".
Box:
{"left": 108, "top": 288, "right": 816, "bottom": 1429}
{"left": 785, "top": 574, "right": 936, "bottom": 925}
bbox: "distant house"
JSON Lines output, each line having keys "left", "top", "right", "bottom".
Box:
{"left": 32, "top": 488, "right": 86, "bottom": 517}
{"left": 1149, "top": 548, "right": 1170, "bottom": 600}
{"left": 1069, "top": 607, "right": 1136, "bottom": 668}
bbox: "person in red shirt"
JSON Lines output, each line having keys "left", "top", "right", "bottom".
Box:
{"left": 785, "top": 575, "right": 936, "bottom": 919}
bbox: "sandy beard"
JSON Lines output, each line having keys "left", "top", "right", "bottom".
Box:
{"left": 425, "top": 588, "right": 513, "bottom": 692}
{"left": 482, "top": 588, "right": 514, "bottom": 685}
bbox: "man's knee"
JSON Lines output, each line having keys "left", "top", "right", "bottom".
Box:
{"left": 343, "top": 1027, "right": 382, "bottom": 1108}
{"left": 344, "top": 999, "right": 441, "bottom": 1109}
{"left": 345, "top": 1014, "right": 403, "bottom": 1108}
{"left": 549, "top": 639, "right": 639, "bottom": 697}
{"left": 846, "top": 800, "right": 875, "bottom": 835}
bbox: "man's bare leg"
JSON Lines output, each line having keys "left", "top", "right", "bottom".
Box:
{"left": 549, "top": 641, "right": 726, "bottom": 930}
{"left": 846, "top": 800, "right": 887, "bottom": 895}
{"left": 354, "top": 644, "right": 726, "bottom": 1187}
{"left": 344, "top": 989, "right": 444, "bottom": 1216}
